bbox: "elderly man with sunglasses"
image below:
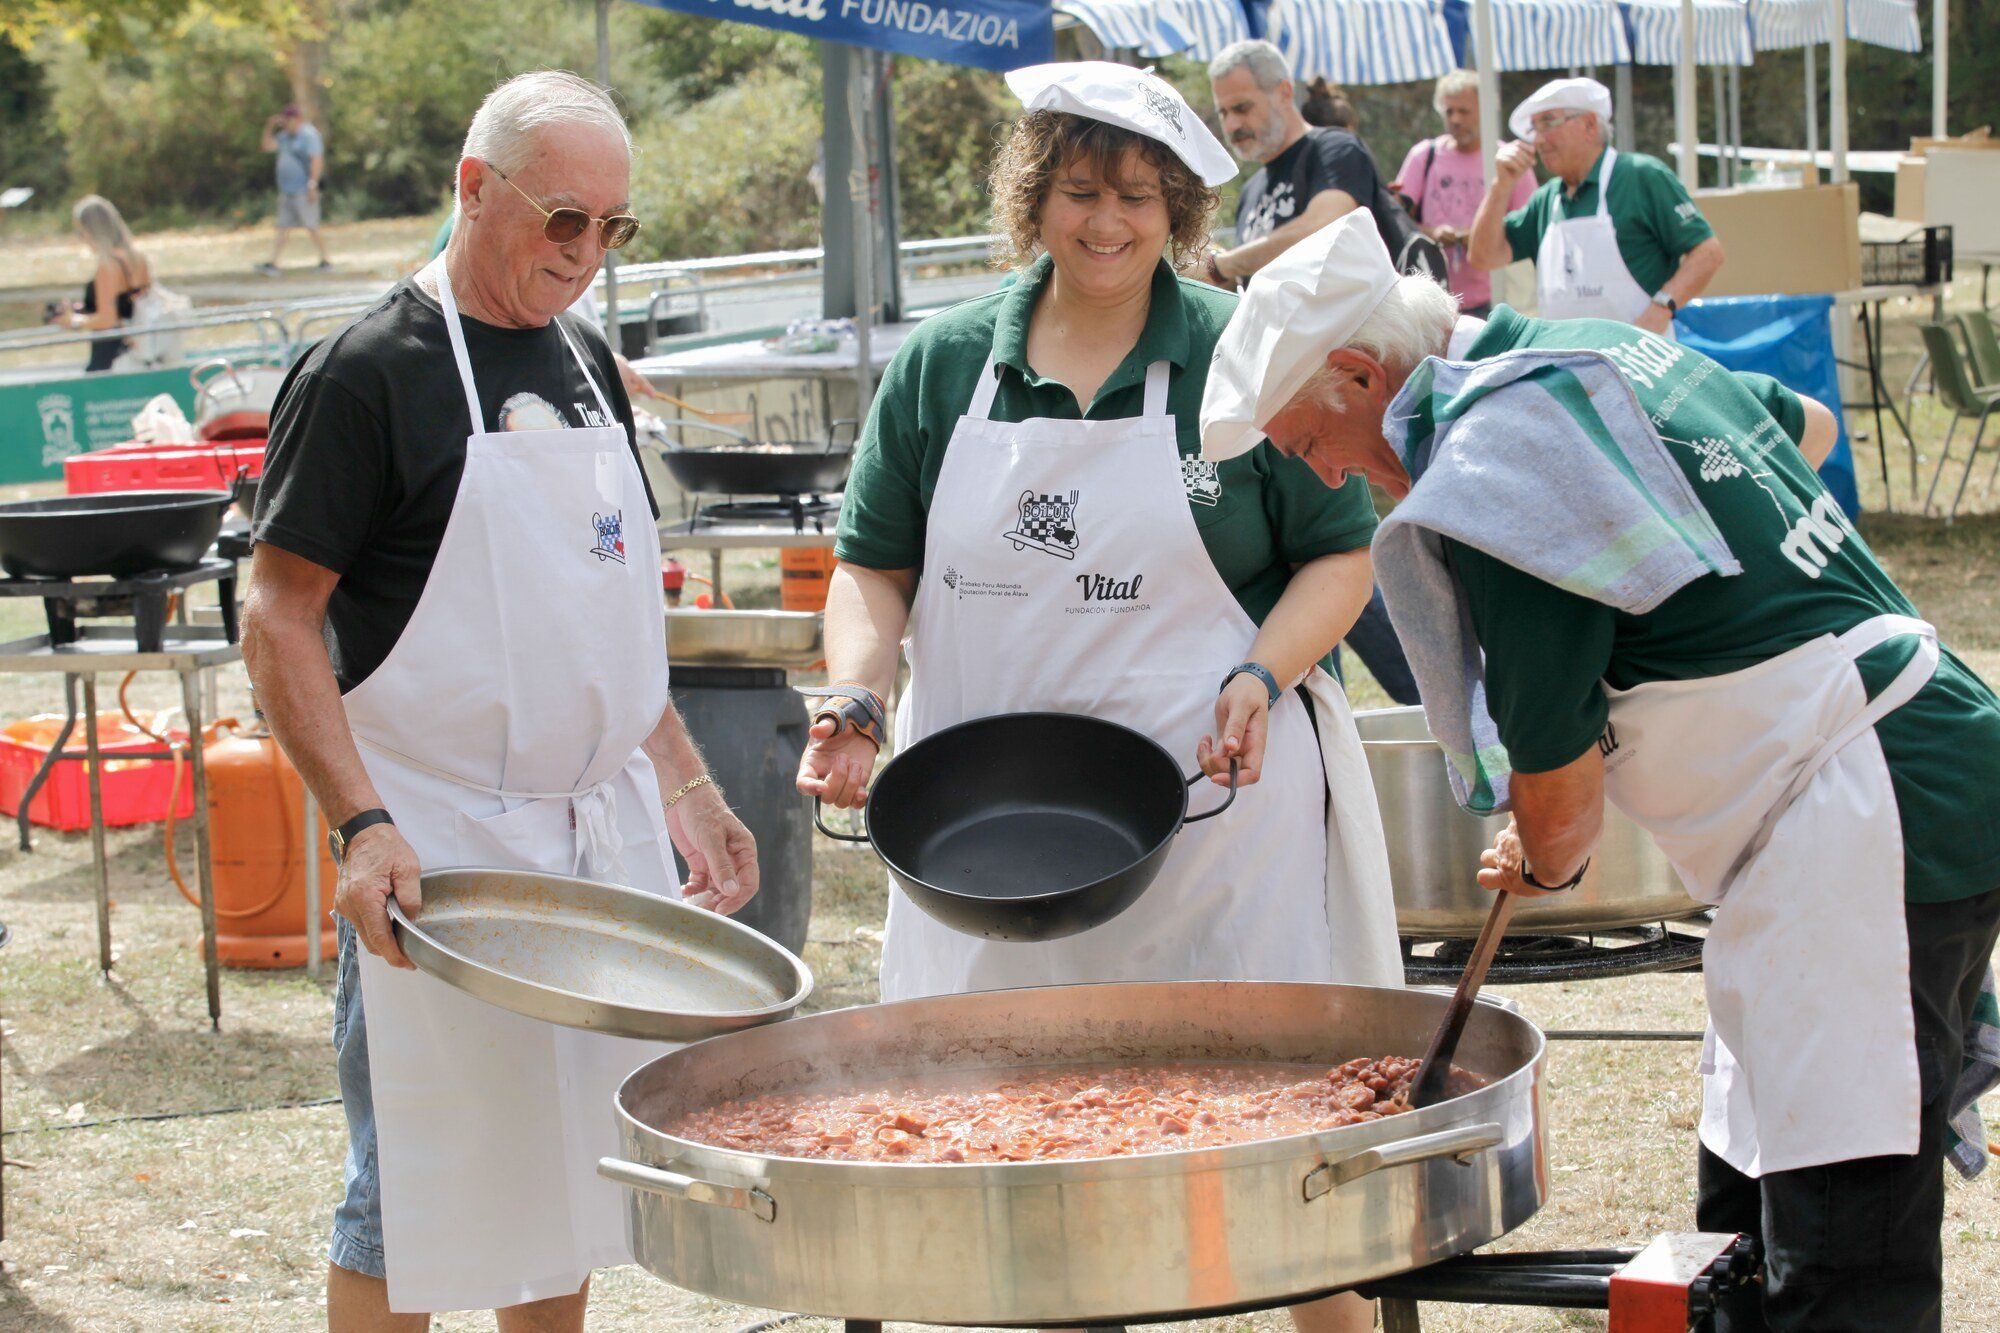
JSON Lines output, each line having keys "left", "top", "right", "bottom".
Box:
{"left": 1466, "top": 77, "right": 1724, "bottom": 335}
{"left": 244, "top": 69, "right": 760, "bottom": 1329}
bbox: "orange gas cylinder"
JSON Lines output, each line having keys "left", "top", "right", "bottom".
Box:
{"left": 780, "top": 547, "right": 838, "bottom": 611}
{"left": 186, "top": 721, "right": 337, "bottom": 969}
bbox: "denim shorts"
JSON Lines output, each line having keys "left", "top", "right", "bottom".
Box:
{"left": 330, "top": 919, "right": 387, "bottom": 1278}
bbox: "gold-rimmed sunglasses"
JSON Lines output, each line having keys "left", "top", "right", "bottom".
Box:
{"left": 489, "top": 163, "right": 641, "bottom": 250}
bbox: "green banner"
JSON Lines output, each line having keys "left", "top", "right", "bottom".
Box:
{"left": 0, "top": 368, "right": 199, "bottom": 485}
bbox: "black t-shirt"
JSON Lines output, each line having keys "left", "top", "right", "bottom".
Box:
{"left": 1234, "top": 127, "right": 1393, "bottom": 245}
{"left": 255, "top": 279, "right": 658, "bottom": 692}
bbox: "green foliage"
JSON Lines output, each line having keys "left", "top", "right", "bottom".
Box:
{"left": 0, "top": 0, "right": 306, "bottom": 58}
{"left": 891, "top": 61, "right": 1013, "bottom": 243}
{"left": 625, "top": 62, "right": 823, "bottom": 261}
{"left": 325, "top": 0, "right": 610, "bottom": 219}
{"left": 0, "top": 37, "right": 68, "bottom": 205}
{"left": 628, "top": 9, "right": 815, "bottom": 102}
{"left": 43, "top": 22, "right": 291, "bottom": 227}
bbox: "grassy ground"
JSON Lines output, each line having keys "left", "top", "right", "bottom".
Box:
{"left": 0, "top": 235, "right": 1996, "bottom": 1330}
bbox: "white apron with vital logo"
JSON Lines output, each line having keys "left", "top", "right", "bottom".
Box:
{"left": 1537, "top": 148, "right": 1667, "bottom": 333}
{"left": 346, "top": 260, "right": 678, "bottom": 1311}
{"left": 1601, "top": 614, "right": 1939, "bottom": 1176}
{"left": 878, "top": 352, "right": 1402, "bottom": 1001}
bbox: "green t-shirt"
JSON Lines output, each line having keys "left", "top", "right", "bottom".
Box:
{"left": 1446, "top": 307, "right": 2000, "bottom": 903}
{"left": 1503, "top": 149, "right": 1715, "bottom": 299}
{"left": 836, "top": 255, "right": 1380, "bottom": 634}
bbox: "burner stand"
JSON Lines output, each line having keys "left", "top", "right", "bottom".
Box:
{"left": 1402, "top": 921, "right": 1706, "bottom": 987}
{"left": 0, "top": 558, "right": 239, "bottom": 654}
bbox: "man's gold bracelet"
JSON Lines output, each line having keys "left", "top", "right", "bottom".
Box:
{"left": 664, "top": 774, "right": 714, "bottom": 809}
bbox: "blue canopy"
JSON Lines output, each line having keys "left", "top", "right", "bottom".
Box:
{"left": 1266, "top": 0, "right": 1457, "bottom": 85}
{"left": 1441, "top": 0, "right": 1630, "bottom": 72}
{"left": 628, "top": 0, "right": 1053, "bottom": 71}
{"left": 1622, "top": 0, "right": 1753, "bottom": 66}
{"left": 1057, "top": 0, "right": 1251, "bottom": 58}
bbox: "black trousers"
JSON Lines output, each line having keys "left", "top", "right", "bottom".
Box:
{"left": 1696, "top": 885, "right": 2000, "bottom": 1333}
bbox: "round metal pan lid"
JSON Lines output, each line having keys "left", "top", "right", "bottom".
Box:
{"left": 390, "top": 868, "right": 812, "bottom": 1041}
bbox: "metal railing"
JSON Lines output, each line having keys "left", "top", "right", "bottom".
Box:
{"left": 0, "top": 231, "right": 1009, "bottom": 381}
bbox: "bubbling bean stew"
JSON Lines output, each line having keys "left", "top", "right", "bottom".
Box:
{"left": 670, "top": 1056, "right": 1486, "bottom": 1164}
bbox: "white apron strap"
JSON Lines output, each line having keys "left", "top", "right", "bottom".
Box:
{"left": 354, "top": 733, "right": 627, "bottom": 881}
{"left": 1595, "top": 148, "right": 1617, "bottom": 218}
{"left": 432, "top": 260, "right": 487, "bottom": 432}
{"left": 552, "top": 316, "right": 616, "bottom": 423}
{"left": 433, "top": 260, "right": 617, "bottom": 429}
{"left": 967, "top": 352, "right": 1003, "bottom": 421}
{"left": 1141, "top": 359, "right": 1170, "bottom": 417}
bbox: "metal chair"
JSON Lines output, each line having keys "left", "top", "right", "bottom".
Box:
{"left": 1918, "top": 322, "right": 2000, "bottom": 523}
{"left": 1957, "top": 312, "right": 2000, "bottom": 392}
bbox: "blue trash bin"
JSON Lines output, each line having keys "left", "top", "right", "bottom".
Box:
{"left": 1674, "top": 294, "right": 1860, "bottom": 518}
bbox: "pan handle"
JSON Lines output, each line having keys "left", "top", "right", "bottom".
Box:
{"left": 812, "top": 798, "right": 870, "bottom": 843}
{"left": 1181, "top": 759, "right": 1240, "bottom": 823}
{"left": 597, "top": 1157, "right": 777, "bottom": 1223}
{"left": 1301, "top": 1121, "right": 1505, "bottom": 1201}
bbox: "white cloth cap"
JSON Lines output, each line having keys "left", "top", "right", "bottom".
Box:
{"left": 1004, "top": 62, "right": 1237, "bottom": 188}
{"left": 1508, "top": 76, "right": 1613, "bottom": 142}
{"left": 1198, "top": 213, "right": 1400, "bottom": 463}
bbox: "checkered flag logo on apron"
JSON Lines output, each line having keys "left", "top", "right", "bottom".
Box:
{"left": 1004, "top": 489, "right": 1081, "bottom": 560}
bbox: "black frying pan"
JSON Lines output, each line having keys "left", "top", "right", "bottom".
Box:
{"left": 814, "top": 712, "right": 1237, "bottom": 942}
{"left": 655, "top": 418, "right": 856, "bottom": 497}
{"left": 0, "top": 490, "right": 234, "bottom": 579}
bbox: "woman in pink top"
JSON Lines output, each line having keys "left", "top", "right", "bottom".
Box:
{"left": 1394, "top": 70, "right": 1537, "bottom": 316}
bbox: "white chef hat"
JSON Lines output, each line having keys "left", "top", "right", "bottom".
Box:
{"left": 1004, "top": 61, "right": 1238, "bottom": 188}
{"left": 1508, "top": 76, "right": 1614, "bottom": 142}
{"left": 1199, "top": 213, "right": 1400, "bottom": 463}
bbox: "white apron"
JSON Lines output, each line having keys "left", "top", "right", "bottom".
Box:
{"left": 346, "top": 260, "right": 678, "bottom": 1311}
{"left": 1536, "top": 148, "right": 1666, "bottom": 333}
{"left": 1601, "top": 613, "right": 1939, "bottom": 1177}
{"left": 877, "top": 353, "right": 1402, "bottom": 1002}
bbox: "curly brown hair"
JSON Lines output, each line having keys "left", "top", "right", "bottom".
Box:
{"left": 988, "top": 110, "right": 1219, "bottom": 270}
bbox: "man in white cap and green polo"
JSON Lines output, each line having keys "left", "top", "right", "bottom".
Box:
{"left": 1200, "top": 212, "right": 2000, "bottom": 1333}
{"left": 1466, "top": 76, "right": 1724, "bottom": 334}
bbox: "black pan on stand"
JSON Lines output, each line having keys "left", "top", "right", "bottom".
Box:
{"left": 815, "top": 711, "right": 1238, "bottom": 942}
{"left": 0, "top": 490, "right": 235, "bottom": 579}
{"left": 656, "top": 418, "right": 857, "bottom": 497}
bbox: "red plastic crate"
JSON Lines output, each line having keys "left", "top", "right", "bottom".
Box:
{"left": 64, "top": 441, "right": 265, "bottom": 496}
{"left": 0, "top": 713, "right": 196, "bottom": 831}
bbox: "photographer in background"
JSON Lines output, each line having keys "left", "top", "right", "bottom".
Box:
{"left": 258, "top": 103, "right": 331, "bottom": 274}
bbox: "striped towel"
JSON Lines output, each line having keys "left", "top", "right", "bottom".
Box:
{"left": 1372, "top": 349, "right": 1741, "bottom": 813}
{"left": 1947, "top": 966, "right": 2000, "bottom": 1179}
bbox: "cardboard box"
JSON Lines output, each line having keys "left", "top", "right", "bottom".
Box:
{"left": 1908, "top": 127, "right": 1997, "bottom": 156}
{"left": 1924, "top": 149, "right": 2000, "bottom": 257}
{"left": 1895, "top": 156, "right": 1927, "bottom": 222}
{"left": 1692, "top": 182, "right": 1863, "bottom": 297}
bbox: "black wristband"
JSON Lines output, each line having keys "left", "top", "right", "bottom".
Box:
{"left": 1521, "top": 857, "right": 1590, "bottom": 892}
{"left": 1221, "top": 662, "right": 1282, "bottom": 706}
{"left": 328, "top": 807, "right": 395, "bottom": 864}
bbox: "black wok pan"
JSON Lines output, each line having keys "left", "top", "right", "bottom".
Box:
{"left": 0, "top": 490, "right": 233, "bottom": 579}
{"left": 655, "top": 419, "right": 856, "bottom": 497}
{"left": 815, "top": 712, "right": 1237, "bottom": 942}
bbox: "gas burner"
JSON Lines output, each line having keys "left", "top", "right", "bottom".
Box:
{"left": 1401, "top": 921, "right": 1707, "bottom": 985}
{"left": 0, "top": 558, "right": 239, "bottom": 654}
{"left": 689, "top": 494, "right": 840, "bottom": 534}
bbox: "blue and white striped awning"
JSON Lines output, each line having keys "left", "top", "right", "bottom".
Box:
{"left": 1056, "top": 0, "right": 1252, "bottom": 60}
{"left": 1745, "top": 0, "right": 1831, "bottom": 49}
{"left": 1486, "top": 0, "right": 1632, "bottom": 71}
{"left": 1847, "top": 0, "right": 1922, "bottom": 51}
{"left": 1622, "top": 0, "right": 1754, "bottom": 65}
{"left": 1267, "top": 0, "right": 1458, "bottom": 85}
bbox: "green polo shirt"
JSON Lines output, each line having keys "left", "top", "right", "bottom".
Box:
{"left": 1504, "top": 149, "right": 1714, "bottom": 299}
{"left": 1441, "top": 307, "right": 2000, "bottom": 903}
{"left": 837, "top": 256, "right": 1380, "bottom": 634}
